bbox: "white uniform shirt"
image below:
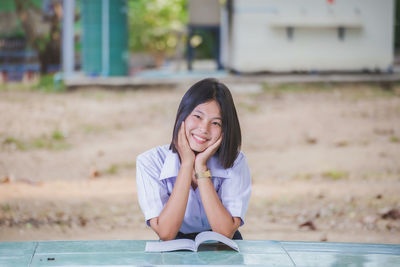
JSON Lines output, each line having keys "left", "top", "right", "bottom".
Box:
{"left": 136, "top": 145, "right": 251, "bottom": 234}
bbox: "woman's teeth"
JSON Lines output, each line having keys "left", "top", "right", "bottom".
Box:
{"left": 193, "top": 134, "right": 206, "bottom": 142}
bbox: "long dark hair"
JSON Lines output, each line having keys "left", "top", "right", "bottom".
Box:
{"left": 170, "top": 78, "right": 241, "bottom": 169}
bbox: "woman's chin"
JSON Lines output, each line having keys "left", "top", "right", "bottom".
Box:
{"left": 191, "top": 147, "right": 206, "bottom": 153}
{"left": 189, "top": 144, "right": 207, "bottom": 153}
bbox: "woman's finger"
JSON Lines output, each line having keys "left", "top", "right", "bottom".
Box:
{"left": 195, "top": 135, "right": 223, "bottom": 167}
{"left": 178, "top": 122, "right": 187, "bottom": 147}
{"left": 177, "top": 121, "right": 195, "bottom": 164}
{"left": 208, "top": 135, "right": 222, "bottom": 153}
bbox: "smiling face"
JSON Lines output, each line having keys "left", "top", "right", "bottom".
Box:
{"left": 184, "top": 100, "right": 223, "bottom": 153}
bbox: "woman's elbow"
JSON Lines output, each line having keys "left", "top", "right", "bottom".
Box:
{"left": 149, "top": 217, "right": 178, "bottom": 240}
{"left": 212, "top": 218, "right": 241, "bottom": 239}
{"left": 212, "top": 227, "right": 237, "bottom": 239}
{"left": 152, "top": 226, "right": 177, "bottom": 241}
{"left": 158, "top": 231, "right": 177, "bottom": 241}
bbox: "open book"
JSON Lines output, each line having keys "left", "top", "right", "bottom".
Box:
{"left": 145, "top": 231, "right": 239, "bottom": 252}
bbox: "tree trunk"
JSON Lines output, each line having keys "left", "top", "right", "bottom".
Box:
{"left": 13, "top": 0, "right": 62, "bottom": 74}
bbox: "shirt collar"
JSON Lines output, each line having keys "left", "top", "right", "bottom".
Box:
{"left": 159, "top": 148, "right": 230, "bottom": 180}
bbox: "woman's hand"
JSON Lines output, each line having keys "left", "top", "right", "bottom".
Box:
{"left": 195, "top": 135, "right": 222, "bottom": 172}
{"left": 176, "top": 122, "right": 195, "bottom": 165}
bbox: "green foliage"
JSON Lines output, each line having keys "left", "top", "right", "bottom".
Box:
{"left": 189, "top": 29, "right": 217, "bottom": 59}
{"left": 2, "top": 132, "right": 70, "bottom": 151}
{"left": 33, "top": 74, "right": 65, "bottom": 92}
{"left": 322, "top": 170, "right": 349, "bottom": 180}
{"left": 105, "top": 162, "right": 136, "bottom": 176}
{"left": 0, "top": 74, "right": 65, "bottom": 92}
{"left": 51, "top": 130, "right": 65, "bottom": 141}
{"left": 106, "top": 164, "right": 118, "bottom": 175}
{"left": 1, "top": 203, "right": 11, "bottom": 212}
{"left": 294, "top": 173, "right": 313, "bottom": 180}
{"left": 3, "top": 136, "right": 26, "bottom": 150}
{"left": 11, "top": 0, "right": 54, "bottom": 53}
{"left": 127, "top": 0, "right": 187, "bottom": 55}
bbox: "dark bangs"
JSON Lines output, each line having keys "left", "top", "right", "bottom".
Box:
{"left": 170, "top": 78, "right": 241, "bottom": 169}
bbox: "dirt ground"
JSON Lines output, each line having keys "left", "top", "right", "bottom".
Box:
{"left": 0, "top": 82, "right": 400, "bottom": 244}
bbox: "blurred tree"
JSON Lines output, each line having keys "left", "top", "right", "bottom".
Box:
{"left": 13, "top": 0, "right": 64, "bottom": 74}
{"left": 127, "top": 0, "right": 187, "bottom": 64}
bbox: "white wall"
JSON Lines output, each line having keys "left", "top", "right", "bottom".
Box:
{"left": 221, "top": 0, "right": 394, "bottom": 72}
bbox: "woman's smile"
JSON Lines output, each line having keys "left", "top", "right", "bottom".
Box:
{"left": 192, "top": 134, "right": 208, "bottom": 144}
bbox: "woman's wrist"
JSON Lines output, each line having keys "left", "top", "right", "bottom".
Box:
{"left": 194, "top": 163, "right": 208, "bottom": 173}
{"left": 181, "top": 159, "right": 195, "bottom": 168}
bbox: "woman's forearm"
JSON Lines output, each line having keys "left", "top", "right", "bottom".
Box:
{"left": 197, "top": 178, "right": 241, "bottom": 238}
{"left": 151, "top": 161, "right": 193, "bottom": 240}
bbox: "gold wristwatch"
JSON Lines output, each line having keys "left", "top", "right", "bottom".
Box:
{"left": 195, "top": 169, "right": 212, "bottom": 180}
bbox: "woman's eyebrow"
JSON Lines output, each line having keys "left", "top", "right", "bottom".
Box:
{"left": 194, "top": 109, "right": 222, "bottom": 120}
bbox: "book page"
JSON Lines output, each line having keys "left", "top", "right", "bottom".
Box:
{"left": 145, "top": 239, "right": 195, "bottom": 252}
{"left": 194, "top": 231, "right": 240, "bottom": 252}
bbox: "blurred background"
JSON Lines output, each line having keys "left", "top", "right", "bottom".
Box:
{"left": 0, "top": 0, "right": 399, "bottom": 243}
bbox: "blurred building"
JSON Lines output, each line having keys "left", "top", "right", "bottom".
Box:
{"left": 80, "top": 0, "right": 128, "bottom": 77}
{"left": 187, "top": 0, "right": 222, "bottom": 70}
{"left": 220, "top": 0, "right": 395, "bottom": 73}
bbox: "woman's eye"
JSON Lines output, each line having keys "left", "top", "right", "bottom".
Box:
{"left": 193, "top": 115, "right": 201, "bottom": 119}
{"left": 212, "top": 122, "right": 221, "bottom": 127}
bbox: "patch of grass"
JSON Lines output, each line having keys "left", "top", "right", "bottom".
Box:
{"left": 106, "top": 164, "right": 118, "bottom": 175}
{"left": 262, "top": 83, "right": 400, "bottom": 101}
{"left": 2, "top": 136, "right": 27, "bottom": 150}
{"left": 294, "top": 173, "right": 313, "bottom": 180}
{"left": 237, "top": 101, "right": 260, "bottom": 113}
{"left": 121, "top": 162, "right": 136, "bottom": 169}
{"left": 344, "top": 84, "right": 400, "bottom": 101}
{"left": 114, "top": 123, "right": 123, "bottom": 130}
{"left": 0, "top": 83, "right": 32, "bottom": 91}
{"left": 79, "top": 90, "right": 110, "bottom": 100}
{"left": 389, "top": 136, "right": 400, "bottom": 143}
{"left": 105, "top": 162, "right": 136, "bottom": 176}
{"left": 361, "top": 171, "right": 392, "bottom": 180}
{"left": 0, "top": 74, "right": 65, "bottom": 92}
{"left": 94, "top": 92, "right": 106, "bottom": 101}
{"left": 31, "top": 137, "right": 47, "bottom": 149}
{"left": 262, "top": 82, "right": 333, "bottom": 94}
{"left": 2, "top": 132, "right": 70, "bottom": 151}
{"left": 322, "top": 170, "right": 349, "bottom": 180}
{"left": 49, "top": 142, "right": 71, "bottom": 150}
{"left": 51, "top": 130, "right": 65, "bottom": 141}
{"left": 33, "top": 74, "right": 65, "bottom": 92}
{"left": 81, "top": 124, "right": 106, "bottom": 134}
{"left": 31, "top": 135, "right": 70, "bottom": 150}
{"left": 1, "top": 203, "right": 11, "bottom": 212}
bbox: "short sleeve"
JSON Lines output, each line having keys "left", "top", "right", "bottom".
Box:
{"left": 136, "top": 152, "right": 169, "bottom": 225}
{"left": 218, "top": 153, "right": 252, "bottom": 226}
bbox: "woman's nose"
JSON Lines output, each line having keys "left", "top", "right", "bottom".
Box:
{"left": 199, "top": 120, "right": 209, "bottom": 133}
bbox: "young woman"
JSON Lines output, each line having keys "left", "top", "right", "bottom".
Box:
{"left": 136, "top": 78, "right": 251, "bottom": 241}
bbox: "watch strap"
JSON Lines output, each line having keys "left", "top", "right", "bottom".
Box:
{"left": 195, "top": 169, "right": 212, "bottom": 179}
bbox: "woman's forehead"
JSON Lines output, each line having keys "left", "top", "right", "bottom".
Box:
{"left": 192, "top": 100, "right": 221, "bottom": 118}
